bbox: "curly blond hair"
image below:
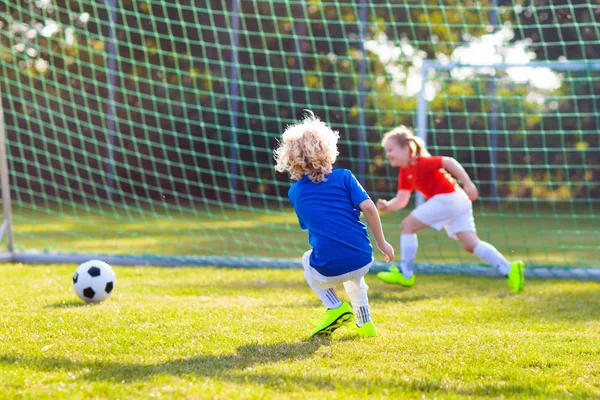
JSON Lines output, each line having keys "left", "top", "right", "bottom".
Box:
{"left": 274, "top": 112, "right": 339, "bottom": 183}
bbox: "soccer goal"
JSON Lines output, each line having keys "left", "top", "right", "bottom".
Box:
{"left": 0, "top": 1, "right": 599, "bottom": 280}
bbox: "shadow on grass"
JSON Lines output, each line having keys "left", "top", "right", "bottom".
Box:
{"left": 0, "top": 339, "right": 328, "bottom": 382}
{"left": 0, "top": 338, "right": 591, "bottom": 398}
{"left": 44, "top": 300, "right": 87, "bottom": 308}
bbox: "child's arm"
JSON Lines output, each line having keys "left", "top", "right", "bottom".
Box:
{"left": 359, "top": 199, "right": 395, "bottom": 262}
{"left": 442, "top": 157, "right": 479, "bottom": 201}
{"left": 376, "top": 190, "right": 411, "bottom": 212}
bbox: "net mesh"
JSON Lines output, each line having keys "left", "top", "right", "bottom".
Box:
{"left": 0, "top": 0, "right": 598, "bottom": 273}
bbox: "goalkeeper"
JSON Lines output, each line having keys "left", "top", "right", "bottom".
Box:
{"left": 376, "top": 126, "right": 524, "bottom": 293}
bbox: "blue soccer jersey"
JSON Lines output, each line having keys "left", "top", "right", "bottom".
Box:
{"left": 288, "top": 169, "right": 373, "bottom": 276}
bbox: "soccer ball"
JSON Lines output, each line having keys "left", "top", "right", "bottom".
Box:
{"left": 72, "top": 260, "right": 116, "bottom": 303}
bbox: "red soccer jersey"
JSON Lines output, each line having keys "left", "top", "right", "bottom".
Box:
{"left": 397, "top": 156, "right": 458, "bottom": 199}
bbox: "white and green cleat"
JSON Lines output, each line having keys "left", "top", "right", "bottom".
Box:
{"left": 310, "top": 302, "right": 353, "bottom": 338}
{"left": 507, "top": 260, "right": 525, "bottom": 293}
{"left": 357, "top": 321, "right": 377, "bottom": 338}
{"left": 376, "top": 265, "right": 415, "bottom": 287}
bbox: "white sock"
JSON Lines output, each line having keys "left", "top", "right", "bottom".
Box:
{"left": 343, "top": 278, "right": 370, "bottom": 326}
{"left": 319, "top": 288, "right": 342, "bottom": 309}
{"left": 473, "top": 241, "right": 511, "bottom": 275}
{"left": 356, "top": 306, "right": 371, "bottom": 327}
{"left": 400, "top": 234, "right": 418, "bottom": 278}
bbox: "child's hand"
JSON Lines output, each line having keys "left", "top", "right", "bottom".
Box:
{"left": 376, "top": 199, "right": 388, "bottom": 211}
{"left": 377, "top": 241, "right": 395, "bottom": 262}
{"left": 464, "top": 182, "right": 479, "bottom": 201}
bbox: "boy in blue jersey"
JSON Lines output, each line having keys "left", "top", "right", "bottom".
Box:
{"left": 274, "top": 112, "right": 395, "bottom": 338}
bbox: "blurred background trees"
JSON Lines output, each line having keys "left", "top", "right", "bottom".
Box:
{"left": 1, "top": 0, "right": 598, "bottom": 204}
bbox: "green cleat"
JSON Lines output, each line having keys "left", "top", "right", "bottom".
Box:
{"left": 376, "top": 265, "right": 415, "bottom": 287}
{"left": 310, "top": 301, "right": 353, "bottom": 338}
{"left": 507, "top": 260, "right": 525, "bottom": 293}
{"left": 357, "top": 321, "right": 377, "bottom": 338}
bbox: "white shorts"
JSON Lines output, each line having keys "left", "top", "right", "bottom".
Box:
{"left": 301, "top": 250, "right": 372, "bottom": 289}
{"left": 412, "top": 191, "right": 476, "bottom": 240}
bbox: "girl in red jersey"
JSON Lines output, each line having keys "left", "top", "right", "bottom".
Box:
{"left": 376, "top": 126, "right": 524, "bottom": 293}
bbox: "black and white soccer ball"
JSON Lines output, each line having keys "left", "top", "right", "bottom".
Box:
{"left": 73, "top": 260, "right": 116, "bottom": 303}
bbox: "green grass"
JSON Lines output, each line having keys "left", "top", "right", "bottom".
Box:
{"left": 1, "top": 264, "right": 599, "bottom": 399}
{"left": 9, "top": 203, "right": 600, "bottom": 267}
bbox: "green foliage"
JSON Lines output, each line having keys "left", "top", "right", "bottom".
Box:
{"left": 1, "top": 1, "right": 598, "bottom": 202}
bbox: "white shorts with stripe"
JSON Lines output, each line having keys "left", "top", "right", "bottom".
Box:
{"left": 412, "top": 191, "right": 476, "bottom": 240}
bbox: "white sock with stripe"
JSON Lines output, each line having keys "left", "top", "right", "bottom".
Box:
{"left": 356, "top": 305, "right": 371, "bottom": 327}
{"left": 319, "top": 288, "right": 342, "bottom": 309}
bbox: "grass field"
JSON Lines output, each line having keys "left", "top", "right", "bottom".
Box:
{"left": 10, "top": 203, "right": 600, "bottom": 267}
{"left": 2, "top": 264, "right": 599, "bottom": 399}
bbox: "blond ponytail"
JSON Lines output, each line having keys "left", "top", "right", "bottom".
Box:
{"left": 382, "top": 126, "right": 429, "bottom": 157}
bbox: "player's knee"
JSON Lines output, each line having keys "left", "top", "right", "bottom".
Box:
{"left": 460, "top": 239, "right": 478, "bottom": 253}
{"left": 400, "top": 219, "right": 415, "bottom": 234}
{"left": 462, "top": 242, "right": 476, "bottom": 253}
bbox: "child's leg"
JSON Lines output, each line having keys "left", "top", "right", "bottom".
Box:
{"left": 302, "top": 250, "right": 342, "bottom": 309}
{"left": 455, "top": 232, "right": 511, "bottom": 275}
{"left": 343, "top": 277, "right": 370, "bottom": 326}
{"left": 399, "top": 234, "right": 418, "bottom": 278}
{"left": 399, "top": 215, "right": 428, "bottom": 278}
{"left": 302, "top": 251, "right": 355, "bottom": 337}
